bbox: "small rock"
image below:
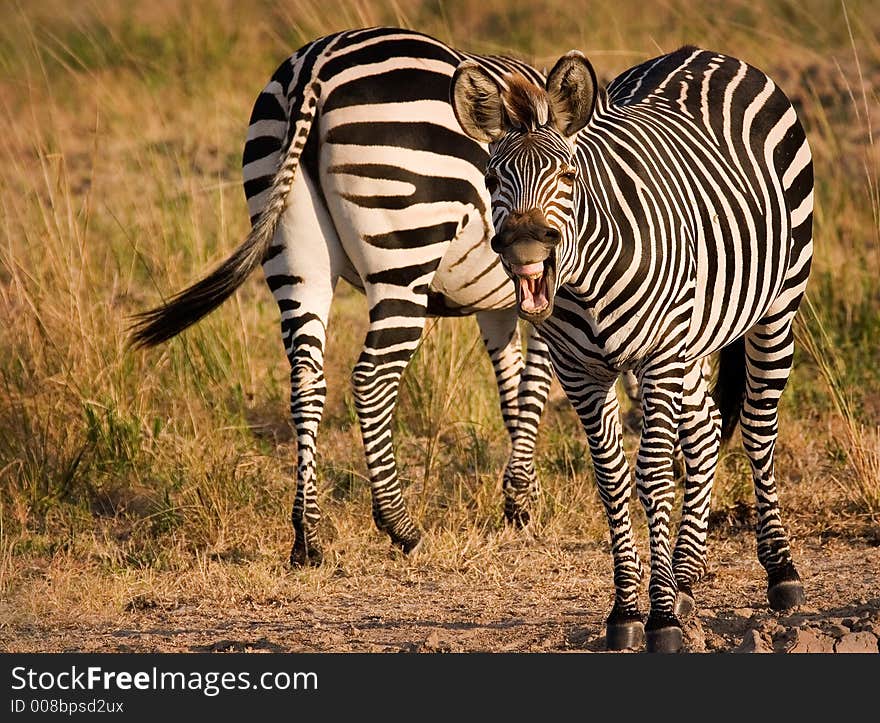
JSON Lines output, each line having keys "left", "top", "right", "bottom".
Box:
{"left": 421, "top": 630, "right": 451, "bottom": 652}
{"left": 785, "top": 627, "right": 836, "bottom": 653}
{"left": 834, "top": 632, "right": 878, "bottom": 654}
{"left": 755, "top": 619, "right": 785, "bottom": 637}
{"left": 423, "top": 630, "right": 441, "bottom": 648}
{"left": 825, "top": 624, "right": 850, "bottom": 639}
{"left": 852, "top": 620, "right": 880, "bottom": 635}
{"left": 732, "top": 607, "right": 754, "bottom": 619}
{"left": 703, "top": 629, "right": 727, "bottom": 652}
{"left": 683, "top": 618, "right": 707, "bottom": 653}
{"left": 794, "top": 605, "right": 821, "bottom": 616}
{"left": 736, "top": 629, "right": 772, "bottom": 653}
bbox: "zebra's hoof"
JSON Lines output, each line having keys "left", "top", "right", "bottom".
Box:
{"left": 646, "top": 613, "right": 682, "bottom": 653}
{"left": 290, "top": 542, "right": 323, "bottom": 568}
{"left": 394, "top": 530, "right": 423, "bottom": 556}
{"left": 674, "top": 585, "right": 695, "bottom": 619}
{"left": 606, "top": 606, "right": 645, "bottom": 651}
{"left": 767, "top": 563, "right": 805, "bottom": 611}
{"left": 504, "top": 507, "right": 531, "bottom": 529}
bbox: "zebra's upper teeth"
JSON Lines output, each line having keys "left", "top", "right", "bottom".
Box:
{"left": 510, "top": 262, "right": 545, "bottom": 278}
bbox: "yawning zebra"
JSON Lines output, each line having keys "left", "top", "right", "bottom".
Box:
{"left": 452, "top": 44, "right": 813, "bottom": 651}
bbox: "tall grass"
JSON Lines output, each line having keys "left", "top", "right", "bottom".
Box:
{"left": 796, "top": 299, "right": 880, "bottom": 517}
{"left": 0, "top": 0, "right": 878, "bottom": 622}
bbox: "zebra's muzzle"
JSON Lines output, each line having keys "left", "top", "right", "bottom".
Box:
{"left": 492, "top": 210, "right": 560, "bottom": 321}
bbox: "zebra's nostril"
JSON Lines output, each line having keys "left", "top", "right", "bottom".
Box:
{"left": 491, "top": 234, "right": 504, "bottom": 252}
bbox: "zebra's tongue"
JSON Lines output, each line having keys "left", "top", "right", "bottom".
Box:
{"left": 511, "top": 263, "right": 549, "bottom": 314}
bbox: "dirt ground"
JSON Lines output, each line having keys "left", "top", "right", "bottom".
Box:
{"left": 3, "top": 533, "right": 878, "bottom": 654}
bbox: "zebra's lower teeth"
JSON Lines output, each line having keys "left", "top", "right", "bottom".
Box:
{"left": 518, "top": 273, "right": 549, "bottom": 313}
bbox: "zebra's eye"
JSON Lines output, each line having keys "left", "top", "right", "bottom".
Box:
{"left": 485, "top": 173, "right": 499, "bottom": 194}
{"left": 559, "top": 168, "right": 578, "bottom": 184}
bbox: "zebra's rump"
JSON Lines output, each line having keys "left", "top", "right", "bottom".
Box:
{"left": 242, "top": 27, "right": 543, "bottom": 313}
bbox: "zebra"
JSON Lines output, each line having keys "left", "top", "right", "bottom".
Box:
{"left": 451, "top": 45, "right": 813, "bottom": 652}
{"left": 128, "top": 27, "right": 556, "bottom": 566}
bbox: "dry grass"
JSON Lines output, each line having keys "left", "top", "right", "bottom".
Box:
{"left": 1, "top": 0, "right": 878, "bottom": 632}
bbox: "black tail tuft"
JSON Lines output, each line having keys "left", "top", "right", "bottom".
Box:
{"left": 128, "top": 72, "right": 320, "bottom": 351}
{"left": 127, "top": 228, "right": 269, "bottom": 349}
{"left": 712, "top": 336, "right": 747, "bottom": 445}
{"left": 127, "top": 262, "right": 247, "bottom": 349}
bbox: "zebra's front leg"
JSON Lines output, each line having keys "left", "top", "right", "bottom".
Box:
{"left": 671, "top": 360, "right": 721, "bottom": 618}
{"left": 573, "top": 379, "right": 645, "bottom": 650}
{"left": 477, "top": 311, "right": 552, "bottom": 527}
{"left": 504, "top": 324, "right": 553, "bottom": 525}
{"left": 634, "top": 360, "right": 686, "bottom": 653}
{"left": 351, "top": 296, "right": 427, "bottom": 554}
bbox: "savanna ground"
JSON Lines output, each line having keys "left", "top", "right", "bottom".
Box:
{"left": 1, "top": 0, "right": 879, "bottom": 654}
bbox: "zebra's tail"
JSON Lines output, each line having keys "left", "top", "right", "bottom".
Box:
{"left": 712, "top": 336, "right": 747, "bottom": 445}
{"left": 127, "top": 78, "right": 320, "bottom": 349}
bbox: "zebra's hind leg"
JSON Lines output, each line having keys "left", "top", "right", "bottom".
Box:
{"left": 571, "top": 378, "right": 645, "bottom": 650}
{"left": 476, "top": 312, "right": 552, "bottom": 527}
{"left": 263, "top": 172, "right": 341, "bottom": 568}
{"left": 351, "top": 292, "right": 428, "bottom": 554}
{"left": 672, "top": 360, "right": 721, "bottom": 618}
{"left": 743, "top": 320, "right": 806, "bottom": 611}
{"left": 287, "top": 335, "right": 331, "bottom": 568}
{"left": 507, "top": 324, "right": 553, "bottom": 524}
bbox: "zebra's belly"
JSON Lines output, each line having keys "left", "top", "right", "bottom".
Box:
{"left": 684, "top": 228, "right": 792, "bottom": 360}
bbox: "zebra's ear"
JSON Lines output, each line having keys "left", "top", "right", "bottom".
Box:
{"left": 546, "top": 51, "right": 597, "bottom": 138}
{"left": 451, "top": 60, "right": 505, "bottom": 144}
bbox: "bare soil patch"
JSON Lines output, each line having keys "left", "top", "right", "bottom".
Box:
{"left": 3, "top": 534, "right": 878, "bottom": 654}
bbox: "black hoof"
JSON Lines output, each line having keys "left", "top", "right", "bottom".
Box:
{"left": 646, "top": 626, "right": 683, "bottom": 653}
{"left": 504, "top": 507, "right": 531, "bottom": 528}
{"left": 674, "top": 585, "right": 695, "bottom": 619}
{"left": 607, "top": 621, "right": 645, "bottom": 651}
{"left": 606, "top": 606, "right": 645, "bottom": 651}
{"left": 393, "top": 530, "right": 423, "bottom": 556}
{"left": 646, "top": 613, "right": 682, "bottom": 653}
{"left": 768, "top": 563, "right": 805, "bottom": 611}
{"left": 290, "top": 542, "right": 323, "bottom": 568}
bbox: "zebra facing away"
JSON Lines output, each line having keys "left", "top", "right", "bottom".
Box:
{"left": 452, "top": 45, "right": 813, "bottom": 652}
{"left": 129, "top": 28, "right": 556, "bottom": 566}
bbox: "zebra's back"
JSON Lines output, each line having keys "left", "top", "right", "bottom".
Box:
{"left": 577, "top": 46, "right": 813, "bottom": 362}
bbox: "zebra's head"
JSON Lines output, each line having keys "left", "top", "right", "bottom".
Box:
{"left": 451, "top": 52, "right": 597, "bottom": 322}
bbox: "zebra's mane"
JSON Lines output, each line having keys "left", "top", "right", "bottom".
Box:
{"left": 501, "top": 73, "right": 551, "bottom": 131}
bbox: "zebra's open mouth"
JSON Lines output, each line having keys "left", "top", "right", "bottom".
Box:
{"left": 510, "top": 255, "right": 556, "bottom": 321}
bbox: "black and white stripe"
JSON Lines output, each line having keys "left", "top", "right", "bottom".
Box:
{"left": 130, "top": 27, "right": 555, "bottom": 564}
{"left": 452, "top": 45, "right": 813, "bottom": 652}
